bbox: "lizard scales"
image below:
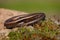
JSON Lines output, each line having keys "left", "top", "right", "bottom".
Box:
{"left": 4, "top": 13, "right": 46, "bottom": 29}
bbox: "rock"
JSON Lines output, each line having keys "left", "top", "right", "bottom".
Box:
{"left": 0, "top": 8, "right": 28, "bottom": 40}
{"left": 0, "top": 29, "right": 11, "bottom": 40}
{"left": 0, "top": 29, "right": 11, "bottom": 36}
{"left": 0, "top": 8, "right": 28, "bottom": 30}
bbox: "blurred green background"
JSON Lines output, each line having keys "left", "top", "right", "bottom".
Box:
{"left": 0, "top": 0, "right": 60, "bottom": 16}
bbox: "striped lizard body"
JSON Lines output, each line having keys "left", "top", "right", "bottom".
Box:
{"left": 4, "top": 13, "right": 46, "bottom": 29}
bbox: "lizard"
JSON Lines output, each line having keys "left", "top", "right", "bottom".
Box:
{"left": 4, "top": 13, "right": 46, "bottom": 29}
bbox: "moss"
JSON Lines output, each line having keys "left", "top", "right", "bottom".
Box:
{"left": 8, "top": 19, "right": 59, "bottom": 40}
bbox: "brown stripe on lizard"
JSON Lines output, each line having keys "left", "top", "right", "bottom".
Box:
{"left": 4, "top": 13, "right": 46, "bottom": 29}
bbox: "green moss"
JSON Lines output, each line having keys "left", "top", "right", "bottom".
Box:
{"left": 8, "top": 19, "right": 59, "bottom": 40}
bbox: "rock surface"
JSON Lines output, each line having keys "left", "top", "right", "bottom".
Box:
{"left": 0, "top": 8, "right": 28, "bottom": 38}
{"left": 0, "top": 8, "right": 28, "bottom": 30}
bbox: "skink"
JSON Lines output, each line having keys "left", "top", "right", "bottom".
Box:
{"left": 4, "top": 13, "right": 46, "bottom": 29}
